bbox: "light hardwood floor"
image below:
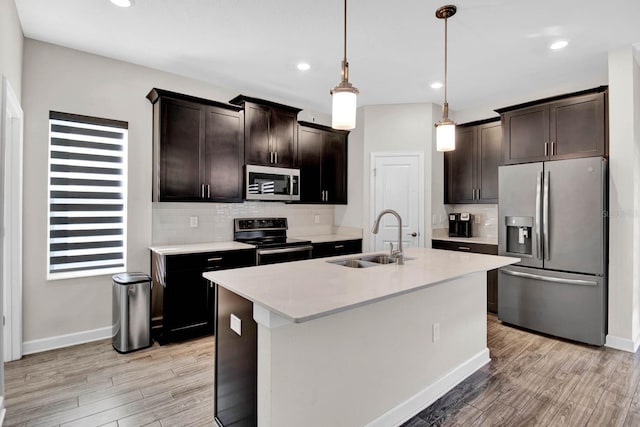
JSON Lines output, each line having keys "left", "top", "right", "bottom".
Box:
{"left": 4, "top": 315, "right": 640, "bottom": 426}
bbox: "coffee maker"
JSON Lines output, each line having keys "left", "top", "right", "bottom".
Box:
{"left": 448, "top": 212, "right": 473, "bottom": 237}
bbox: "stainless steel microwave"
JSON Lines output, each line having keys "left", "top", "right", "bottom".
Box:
{"left": 245, "top": 165, "right": 300, "bottom": 201}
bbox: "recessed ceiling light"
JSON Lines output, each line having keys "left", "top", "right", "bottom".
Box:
{"left": 550, "top": 40, "right": 569, "bottom": 50}
{"left": 110, "top": 0, "right": 134, "bottom": 7}
{"left": 297, "top": 63, "right": 311, "bottom": 71}
{"left": 430, "top": 82, "right": 443, "bottom": 89}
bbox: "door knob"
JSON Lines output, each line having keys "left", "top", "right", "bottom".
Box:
{"left": 408, "top": 232, "right": 418, "bottom": 237}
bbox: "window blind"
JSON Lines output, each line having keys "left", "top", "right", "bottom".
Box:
{"left": 48, "top": 111, "right": 128, "bottom": 279}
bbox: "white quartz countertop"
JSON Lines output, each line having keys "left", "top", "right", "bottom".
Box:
{"left": 291, "top": 234, "right": 362, "bottom": 243}
{"left": 204, "top": 247, "right": 518, "bottom": 323}
{"left": 432, "top": 236, "right": 498, "bottom": 246}
{"left": 149, "top": 241, "right": 255, "bottom": 256}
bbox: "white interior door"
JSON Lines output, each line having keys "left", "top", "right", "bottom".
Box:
{"left": 2, "top": 77, "right": 23, "bottom": 362}
{"left": 370, "top": 153, "right": 424, "bottom": 252}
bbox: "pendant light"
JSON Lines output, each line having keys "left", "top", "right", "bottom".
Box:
{"left": 434, "top": 5, "right": 457, "bottom": 152}
{"left": 330, "top": 0, "right": 359, "bottom": 130}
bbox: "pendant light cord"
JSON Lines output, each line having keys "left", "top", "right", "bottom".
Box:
{"left": 344, "top": 0, "right": 347, "bottom": 63}
{"left": 444, "top": 16, "right": 448, "bottom": 105}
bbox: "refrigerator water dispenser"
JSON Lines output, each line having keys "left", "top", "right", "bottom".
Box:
{"left": 505, "top": 216, "right": 533, "bottom": 256}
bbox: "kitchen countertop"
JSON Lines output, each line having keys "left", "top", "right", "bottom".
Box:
{"left": 290, "top": 234, "right": 362, "bottom": 243}
{"left": 203, "top": 247, "right": 517, "bottom": 323}
{"left": 432, "top": 235, "right": 498, "bottom": 246}
{"left": 149, "top": 241, "right": 255, "bottom": 256}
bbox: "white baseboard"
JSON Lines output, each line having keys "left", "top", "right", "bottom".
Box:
{"left": 365, "top": 348, "right": 491, "bottom": 427}
{"left": 606, "top": 333, "right": 640, "bottom": 353}
{"left": 22, "top": 326, "right": 112, "bottom": 355}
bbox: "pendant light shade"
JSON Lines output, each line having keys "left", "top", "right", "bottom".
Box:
{"left": 331, "top": 0, "right": 359, "bottom": 130}
{"left": 434, "top": 5, "right": 457, "bottom": 152}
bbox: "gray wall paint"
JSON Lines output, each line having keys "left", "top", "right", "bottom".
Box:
{"left": 21, "top": 38, "right": 330, "bottom": 344}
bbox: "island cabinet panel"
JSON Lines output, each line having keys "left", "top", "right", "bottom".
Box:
{"left": 230, "top": 95, "right": 302, "bottom": 168}
{"left": 312, "top": 239, "right": 362, "bottom": 259}
{"left": 215, "top": 285, "right": 257, "bottom": 427}
{"left": 297, "top": 121, "right": 349, "bottom": 204}
{"left": 154, "top": 248, "right": 255, "bottom": 344}
{"left": 445, "top": 119, "right": 501, "bottom": 204}
{"left": 147, "top": 88, "right": 244, "bottom": 202}
{"left": 499, "top": 88, "right": 607, "bottom": 165}
{"left": 432, "top": 239, "right": 499, "bottom": 312}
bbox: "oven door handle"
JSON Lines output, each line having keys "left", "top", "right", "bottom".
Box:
{"left": 257, "top": 245, "right": 313, "bottom": 256}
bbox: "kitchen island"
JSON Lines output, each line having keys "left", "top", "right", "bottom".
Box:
{"left": 204, "top": 247, "right": 518, "bottom": 427}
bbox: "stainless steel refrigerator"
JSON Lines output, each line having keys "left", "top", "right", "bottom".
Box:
{"left": 498, "top": 156, "right": 607, "bottom": 345}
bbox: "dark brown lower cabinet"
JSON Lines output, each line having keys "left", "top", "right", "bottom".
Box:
{"left": 432, "top": 239, "right": 499, "bottom": 313}
{"left": 311, "top": 239, "right": 362, "bottom": 259}
{"left": 215, "top": 285, "right": 257, "bottom": 427}
{"left": 152, "top": 249, "right": 255, "bottom": 344}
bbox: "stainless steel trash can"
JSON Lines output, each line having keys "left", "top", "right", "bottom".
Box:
{"left": 112, "top": 272, "right": 152, "bottom": 353}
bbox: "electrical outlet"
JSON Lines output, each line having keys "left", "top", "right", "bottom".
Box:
{"left": 432, "top": 322, "right": 440, "bottom": 342}
{"left": 314, "top": 215, "right": 320, "bottom": 224}
{"left": 190, "top": 216, "right": 198, "bottom": 228}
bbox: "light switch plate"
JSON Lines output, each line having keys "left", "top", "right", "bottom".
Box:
{"left": 230, "top": 314, "right": 242, "bottom": 336}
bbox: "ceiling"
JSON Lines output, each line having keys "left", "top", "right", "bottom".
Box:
{"left": 14, "top": 0, "right": 640, "bottom": 116}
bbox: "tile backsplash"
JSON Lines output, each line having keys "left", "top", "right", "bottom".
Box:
{"left": 444, "top": 204, "right": 498, "bottom": 238}
{"left": 152, "top": 202, "right": 336, "bottom": 245}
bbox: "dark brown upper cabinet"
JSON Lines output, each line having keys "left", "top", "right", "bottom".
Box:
{"left": 445, "top": 119, "right": 501, "bottom": 204}
{"left": 297, "top": 122, "right": 349, "bottom": 204}
{"left": 147, "top": 89, "right": 244, "bottom": 203}
{"left": 497, "top": 87, "right": 607, "bottom": 165}
{"left": 229, "top": 95, "right": 301, "bottom": 168}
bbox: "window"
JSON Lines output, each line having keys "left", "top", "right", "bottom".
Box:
{"left": 47, "top": 111, "right": 128, "bottom": 279}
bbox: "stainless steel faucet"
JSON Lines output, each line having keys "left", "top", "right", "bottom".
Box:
{"left": 371, "top": 209, "right": 404, "bottom": 265}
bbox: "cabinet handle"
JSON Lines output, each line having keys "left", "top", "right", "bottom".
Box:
{"left": 201, "top": 184, "right": 205, "bottom": 198}
{"left": 457, "top": 246, "right": 471, "bottom": 251}
{"left": 207, "top": 184, "right": 210, "bottom": 199}
{"left": 477, "top": 188, "right": 480, "bottom": 200}
{"left": 208, "top": 257, "right": 223, "bottom": 262}
{"left": 544, "top": 142, "right": 549, "bottom": 156}
{"left": 269, "top": 152, "right": 273, "bottom": 164}
{"left": 551, "top": 141, "right": 556, "bottom": 156}
{"left": 334, "top": 244, "right": 344, "bottom": 249}
{"left": 275, "top": 151, "right": 278, "bottom": 164}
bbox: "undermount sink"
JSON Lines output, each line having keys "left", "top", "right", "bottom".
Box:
{"left": 327, "top": 254, "right": 414, "bottom": 268}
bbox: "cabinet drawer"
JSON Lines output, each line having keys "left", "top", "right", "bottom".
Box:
{"left": 431, "top": 239, "right": 498, "bottom": 255}
{"left": 312, "top": 239, "right": 362, "bottom": 259}
{"left": 166, "top": 249, "right": 256, "bottom": 272}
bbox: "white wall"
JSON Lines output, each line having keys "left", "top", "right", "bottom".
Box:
{"left": 21, "top": 39, "right": 331, "bottom": 349}
{"left": 606, "top": 46, "right": 640, "bottom": 352}
{"left": 336, "top": 103, "right": 436, "bottom": 251}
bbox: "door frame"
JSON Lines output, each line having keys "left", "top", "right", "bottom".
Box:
{"left": 2, "top": 77, "right": 23, "bottom": 361}
{"left": 369, "top": 152, "right": 425, "bottom": 251}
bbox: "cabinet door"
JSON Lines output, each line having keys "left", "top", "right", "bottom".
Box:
{"left": 204, "top": 106, "right": 243, "bottom": 202}
{"left": 159, "top": 98, "right": 204, "bottom": 201}
{"left": 297, "top": 126, "right": 323, "bottom": 203}
{"left": 477, "top": 122, "right": 501, "bottom": 203}
{"left": 312, "top": 239, "right": 362, "bottom": 258}
{"left": 445, "top": 126, "right": 475, "bottom": 204}
{"left": 270, "top": 108, "right": 297, "bottom": 167}
{"left": 244, "top": 103, "right": 271, "bottom": 166}
{"left": 550, "top": 92, "right": 605, "bottom": 160}
{"left": 323, "top": 131, "right": 348, "bottom": 204}
{"left": 503, "top": 105, "right": 549, "bottom": 165}
{"left": 164, "top": 262, "right": 213, "bottom": 341}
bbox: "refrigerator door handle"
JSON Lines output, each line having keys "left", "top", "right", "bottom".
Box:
{"left": 535, "top": 171, "right": 542, "bottom": 260}
{"left": 543, "top": 170, "right": 550, "bottom": 261}
{"left": 501, "top": 268, "right": 598, "bottom": 287}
